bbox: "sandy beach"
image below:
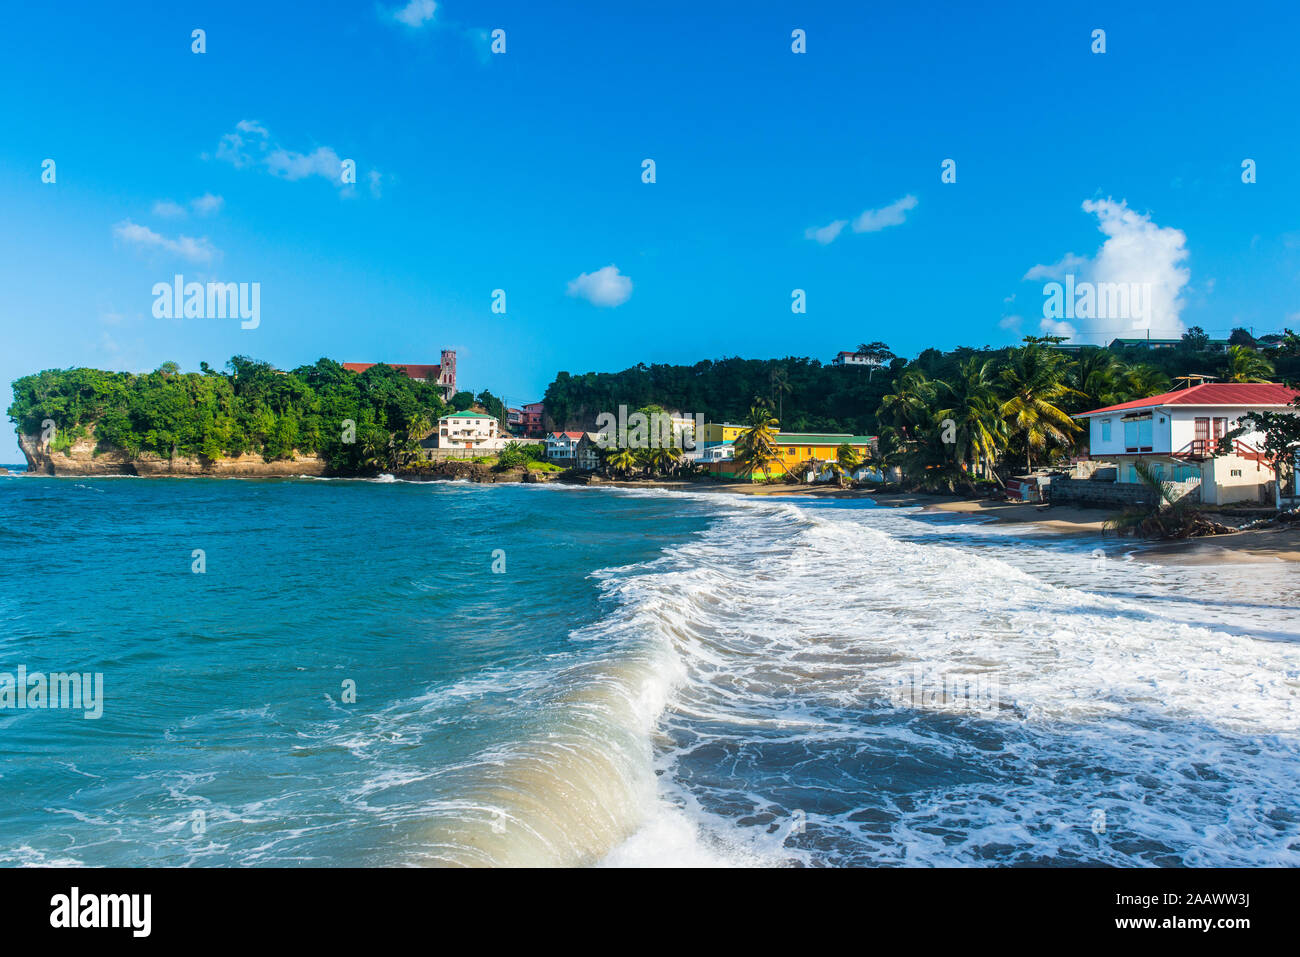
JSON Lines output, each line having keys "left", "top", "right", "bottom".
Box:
{"left": 603, "top": 479, "right": 1300, "bottom": 565}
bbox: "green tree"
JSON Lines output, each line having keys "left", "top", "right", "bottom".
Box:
{"left": 603, "top": 445, "right": 637, "bottom": 478}
{"left": 734, "top": 404, "right": 781, "bottom": 481}
{"left": 1120, "top": 363, "right": 1171, "bottom": 401}
{"left": 1223, "top": 344, "right": 1275, "bottom": 383}
{"left": 825, "top": 442, "right": 862, "bottom": 487}
{"left": 999, "top": 338, "right": 1083, "bottom": 472}
{"left": 879, "top": 368, "right": 937, "bottom": 441}
{"left": 937, "top": 357, "right": 1007, "bottom": 480}
{"left": 1181, "top": 326, "right": 1211, "bottom": 351}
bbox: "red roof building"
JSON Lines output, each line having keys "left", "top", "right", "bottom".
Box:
{"left": 343, "top": 350, "right": 458, "bottom": 398}
{"left": 1075, "top": 382, "right": 1299, "bottom": 418}
{"left": 342, "top": 362, "right": 442, "bottom": 380}
{"left": 1069, "top": 382, "right": 1299, "bottom": 506}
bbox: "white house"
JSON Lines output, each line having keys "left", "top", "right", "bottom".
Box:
{"left": 438, "top": 411, "right": 507, "bottom": 451}
{"left": 546, "top": 431, "right": 602, "bottom": 470}
{"left": 697, "top": 443, "right": 734, "bottom": 463}
{"left": 831, "top": 351, "right": 882, "bottom": 368}
{"left": 1074, "top": 382, "right": 1299, "bottom": 505}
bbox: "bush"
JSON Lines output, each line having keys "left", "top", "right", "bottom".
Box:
{"left": 495, "top": 442, "right": 529, "bottom": 470}
{"left": 8, "top": 358, "right": 450, "bottom": 469}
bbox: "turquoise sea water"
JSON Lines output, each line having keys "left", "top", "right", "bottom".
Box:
{"left": 1, "top": 473, "right": 1298, "bottom": 866}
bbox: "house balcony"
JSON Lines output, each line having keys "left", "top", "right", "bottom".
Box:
{"left": 1174, "top": 438, "right": 1264, "bottom": 462}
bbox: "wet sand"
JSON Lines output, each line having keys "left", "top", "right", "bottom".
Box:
{"left": 604, "top": 480, "right": 1300, "bottom": 565}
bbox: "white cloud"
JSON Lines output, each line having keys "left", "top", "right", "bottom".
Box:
{"left": 215, "top": 121, "right": 267, "bottom": 168}
{"left": 266, "top": 145, "right": 343, "bottom": 181}
{"left": 1040, "top": 318, "right": 1077, "bottom": 338}
{"left": 805, "top": 220, "right": 847, "bottom": 245}
{"left": 1023, "top": 253, "right": 1090, "bottom": 281}
{"left": 807, "top": 195, "right": 917, "bottom": 244}
{"left": 852, "top": 194, "right": 918, "bottom": 233}
{"left": 566, "top": 265, "right": 633, "bottom": 307}
{"left": 998, "top": 314, "right": 1022, "bottom": 332}
{"left": 191, "top": 193, "right": 224, "bottom": 216}
{"left": 1024, "top": 198, "right": 1191, "bottom": 340}
{"left": 152, "top": 194, "right": 224, "bottom": 219}
{"left": 214, "top": 121, "right": 376, "bottom": 194}
{"left": 151, "top": 200, "right": 187, "bottom": 218}
{"left": 112, "top": 220, "right": 217, "bottom": 263}
{"left": 390, "top": 0, "right": 437, "bottom": 28}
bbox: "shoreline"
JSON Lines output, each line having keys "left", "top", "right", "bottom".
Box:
{"left": 599, "top": 479, "right": 1300, "bottom": 565}
{"left": 9, "top": 465, "right": 1298, "bottom": 565}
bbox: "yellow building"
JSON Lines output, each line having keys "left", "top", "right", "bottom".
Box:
{"left": 770, "top": 433, "right": 874, "bottom": 470}
{"left": 701, "top": 422, "right": 746, "bottom": 444}
{"left": 708, "top": 432, "right": 875, "bottom": 478}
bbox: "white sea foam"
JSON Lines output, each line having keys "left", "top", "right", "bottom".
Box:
{"left": 177, "top": 482, "right": 1291, "bottom": 868}
{"left": 583, "top": 492, "right": 1300, "bottom": 867}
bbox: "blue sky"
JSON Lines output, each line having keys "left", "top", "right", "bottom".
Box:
{"left": 3, "top": 0, "right": 1299, "bottom": 460}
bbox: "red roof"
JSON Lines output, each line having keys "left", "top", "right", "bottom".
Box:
{"left": 550, "top": 431, "right": 584, "bottom": 440}
{"left": 343, "top": 362, "right": 441, "bottom": 380}
{"left": 1077, "top": 382, "right": 1299, "bottom": 417}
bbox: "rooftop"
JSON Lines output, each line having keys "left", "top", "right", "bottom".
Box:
{"left": 440, "top": 410, "right": 496, "bottom": 420}
{"left": 1109, "top": 337, "right": 1230, "bottom": 347}
{"left": 1076, "top": 382, "right": 1300, "bottom": 417}
{"left": 343, "top": 362, "right": 442, "bottom": 379}
{"left": 775, "top": 432, "right": 874, "bottom": 444}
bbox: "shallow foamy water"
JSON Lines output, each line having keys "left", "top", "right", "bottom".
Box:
{"left": 1, "top": 476, "right": 1295, "bottom": 866}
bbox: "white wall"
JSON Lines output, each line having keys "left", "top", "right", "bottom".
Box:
{"left": 1201, "top": 453, "right": 1270, "bottom": 505}
{"left": 1090, "top": 406, "right": 1274, "bottom": 456}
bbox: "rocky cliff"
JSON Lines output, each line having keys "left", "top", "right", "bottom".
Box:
{"left": 17, "top": 429, "right": 573, "bottom": 484}
{"left": 18, "top": 430, "right": 329, "bottom": 477}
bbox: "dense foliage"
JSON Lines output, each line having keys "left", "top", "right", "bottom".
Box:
{"left": 545, "top": 330, "right": 1300, "bottom": 490}
{"left": 543, "top": 331, "right": 1300, "bottom": 437}
{"left": 8, "top": 357, "right": 450, "bottom": 470}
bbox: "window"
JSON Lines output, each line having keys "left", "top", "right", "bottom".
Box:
{"left": 1123, "top": 416, "right": 1152, "bottom": 450}
{"left": 1231, "top": 469, "right": 1242, "bottom": 477}
{"left": 788, "top": 448, "right": 795, "bottom": 455}
{"left": 1100, "top": 419, "right": 1112, "bottom": 442}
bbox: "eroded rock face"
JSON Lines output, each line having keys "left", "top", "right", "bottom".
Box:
{"left": 17, "top": 430, "right": 328, "bottom": 477}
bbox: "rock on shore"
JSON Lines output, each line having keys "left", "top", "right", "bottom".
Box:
{"left": 19, "top": 430, "right": 328, "bottom": 477}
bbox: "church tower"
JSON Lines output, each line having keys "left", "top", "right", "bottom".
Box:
{"left": 439, "top": 349, "right": 457, "bottom": 399}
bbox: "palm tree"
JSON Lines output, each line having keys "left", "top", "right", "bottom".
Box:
{"left": 1070, "top": 349, "right": 1124, "bottom": 410}
{"left": 826, "top": 442, "right": 862, "bottom": 487}
{"left": 603, "top": 446, "right": 637, "bottom": 478}
{"left": 405, "top": 412, "right": 432, "bottom": 442}
{"left": 879, "top": 368, "right": 937, "bottom": 441}
{"left": 398, "top": 412, "right": 433, "bottom": 466}
{"left": 1224, "top": 344, "right": 1275, "bottom": 383}
{"left": 734, "top": 404, "right": 781, "bottom": 481}
{"left": 648, "top": 444, "right": 684, "bottom": 476}
{"left": 1120, "top": 363, "right": 1171, "bottom": 401}
{"left": 769, "top": 366, "right": 793, "bottom": 422}
{"left": 360, "top": 429, "right": 388, "bottom": 470}
{"left": 999, "top": 339, "right": 1083, "bottom": 472}
{"left": 1104, "top": 459, "right": 1224, "bottom": 538}
{"left": 936, "top": 357, "right": 1007, "bottom": 481}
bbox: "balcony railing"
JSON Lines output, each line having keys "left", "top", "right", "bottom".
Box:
{"left": 1176, "top": 438, "right": 1262, "bottom": 460}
